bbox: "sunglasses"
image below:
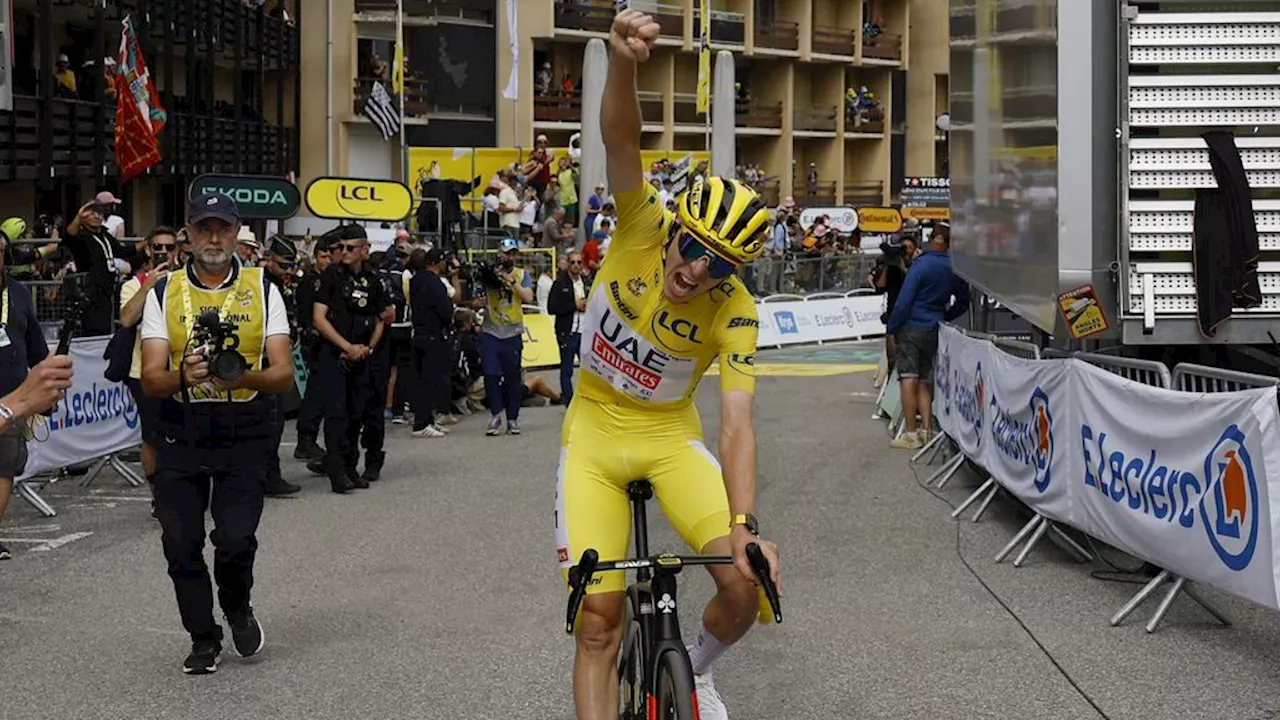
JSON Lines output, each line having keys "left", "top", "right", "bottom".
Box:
{"left": 568, "top": 260, "right": 583, "bottom": 265}
{"left": 151, "top": 243, "right": 176, "bottom": 251}
{"left": 676, "top": 232, "right": 738, "bottom": 279}
{"left": 336, "top": 242, "right": 364, "bottom": 252}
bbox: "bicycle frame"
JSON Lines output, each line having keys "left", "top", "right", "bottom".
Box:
{"left": 627, "top": 482, "right": 695, "bottom": 704}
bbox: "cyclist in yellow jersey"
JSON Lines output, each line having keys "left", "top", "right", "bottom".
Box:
{"left": 556, "top": 10, "right": 781, "bottom": 720}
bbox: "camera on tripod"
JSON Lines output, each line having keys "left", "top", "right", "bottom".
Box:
{"left": 193, "top": 310, "right": 248, "bottom": 382}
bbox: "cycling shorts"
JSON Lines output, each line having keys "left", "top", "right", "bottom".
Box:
{"left": 555, "top": 398, "right": 731, "bottom": 595}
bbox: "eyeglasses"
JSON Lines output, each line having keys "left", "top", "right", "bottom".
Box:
{"left": 676, "top": 232, "right": 738, "bottom": 279}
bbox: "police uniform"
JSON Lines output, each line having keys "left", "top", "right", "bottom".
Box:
{"left": 262, "top": 235, "right": 303, "bottom": 496}
{"left": 292, "top": 259, "right": 326, "bottom": 459}
{"left": 314, "top": 252, "right": 391, "bottom": 492}
{"left": 139, "top": 258, "right": 290, "bottom": 657}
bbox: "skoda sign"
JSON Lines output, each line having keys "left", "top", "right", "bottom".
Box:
{"left": 304, "top": 177, "right": 413, "bottom": 222}
{"left": 188, "top": 174, "right": 301, "bottom": 220}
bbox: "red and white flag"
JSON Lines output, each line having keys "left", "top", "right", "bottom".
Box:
{"left": 113, "top": 14, "right": 167, "bottom": 183}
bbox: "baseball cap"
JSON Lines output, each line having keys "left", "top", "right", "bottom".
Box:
{"left": 95, "top": 190, "right": 122, "bottom": 205}
{"left": 498, "top": 237, "right": 519, "bottom": 253}
{"left": 425, "top": 248, "right": 444, "bottom": 265}
{"left": 189, "top": 192, "right": 241, "bottom": 224}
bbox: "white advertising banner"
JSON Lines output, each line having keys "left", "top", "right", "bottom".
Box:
{"left": 18, "top": 336, "right": 142, "bottom": 480}
{"left": 1071, "top": 361, "right": 1280, "bottom": 609}
{"left": 932, "top": 324, "right": 1280, "bottom": 611}
{"left": 755, "top": 294, "right": 884, "bottom": 347}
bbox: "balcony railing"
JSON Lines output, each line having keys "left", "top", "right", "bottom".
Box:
{"left": 355, "top": 0, "right": 494, "bottom": 21}
{"left": 845, "top": 105, "right": 885, "bottom": 133}
{"left": 147, "top": 0, "right": 299, "bottom": 71}
{"left": 555, "top": 1, "right": 684, "bottom": 37}
{"left": 533, "top": 93, "right": 582, "bottom": 123}
{"left": 735, "top": 99, "right": 783, "bottom": 129}
{"left": 750, "top": 178, "right": 780, "bottom": 207}
{"left": 951, "top": 91, "right": 973, "bottom": 123}
{"left": 996, "top": 0, "right": 1055, "bottom": 35}
{"left": 637, "top": 91, "right": 665, "bottom": 125}
{"left": 1004, "top": 85, "right": 1056, "bottom": 121}
{"left": 862, "top": 32, "right": 903, "bottom": 62}
{"left": 0, "top": 95, "right": 297, "bottom": 181}
{"left": 843, "top": 181, "right": 885, "bottom": 207}
{"left": 812, "top": 27, "right": 855, "bottom": 56}
{"left": 754, "top": 20, "right": 799, "bottom": 51}
{"left": 673, "top": 93, "right": 704, "bottom": 125}
{"left": 693, "top": 8, "right": 747, "bottom": 45}
{"left": 354, "top": 77, "right": 430, "bottom": 119}
{"left": 794, "top": 104, "right": 838, "bottom": 132}
{"left": 794, "top": 182, "right": 837, "bottom": 207}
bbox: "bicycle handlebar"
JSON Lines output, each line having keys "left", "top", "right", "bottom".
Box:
{"left": 564, "top": 543, "right": 782, "bottom": 634}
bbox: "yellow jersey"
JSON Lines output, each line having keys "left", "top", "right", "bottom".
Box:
{"left": 576, "top": 182, "right": 759, "bottom": 411}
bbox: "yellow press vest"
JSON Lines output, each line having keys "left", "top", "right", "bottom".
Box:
{"left": 163, "top": 265, "right": 269, "bottom": 403}
{"left": 485, "top": 266, "right": 526, "bottom": 327}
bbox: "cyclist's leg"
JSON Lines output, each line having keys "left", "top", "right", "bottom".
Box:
{"left": 649, "top": 434, "right": 758, "bottom": 673}
{"left": 557, "top": 402, "right": 632, "bottom": 720}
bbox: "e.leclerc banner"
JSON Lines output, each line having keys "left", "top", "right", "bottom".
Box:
{"left": 755, "top": 294, "right": 885, "bottom": 347}
{"left": 932, "top": 325, "right": 1280, "bottom": 611}
{"left": 19, "top": 336, "right": 141, "bottom": 480}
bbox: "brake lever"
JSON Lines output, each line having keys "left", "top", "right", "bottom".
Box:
{"left": 565, "top": 549, "right": 599, "bottom": 634}
{"left": 745, "top": 543, "right": 782, "bottom": 624}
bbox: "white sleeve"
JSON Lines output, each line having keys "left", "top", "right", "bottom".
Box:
{"left": 265, "top": 283, "right": 290, "bottom": 337}
{"left": 139, "top": 287, "right": 169, "bottom": 342}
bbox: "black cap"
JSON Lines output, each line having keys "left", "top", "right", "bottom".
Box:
{"left": 189, "top": 192, "right": 240, "bottom": 224}
{"left": 267, "top": 234, "right": 298, "bottom": 260}
{"left": 425, "top": 248, "right": 444, "bottom": 265}
{"left": 341, "top": 224, "right": 368, "bottom": 241}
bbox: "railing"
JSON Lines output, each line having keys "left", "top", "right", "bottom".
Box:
{"left": 355, "top": 0, "right": 494, "bottom": 21}
{"left": 950, "top": 91, "right": 973, "bottom": 122}
{"left": 354, "top": 76, "right": 430, "bottom": 119}
{"left": 554, "top": 1, "right": 683, "bottom": 37}
{"left": 146, "top": 0, "right": 298, "bottom": 70}
{"left": 754, "top": 20, "right": 799, "bottom": 51}
{"left": 794, "top": 182, "right": 837, "bottom": 207}
{"left": 692, "top": 7, "right": 747, "bottom": 45}
{"left": 735, "top": 99, "right": 783, "bottom": 129}
{"left": 672, "top": 93, "right": 704, "bottom": 125}
{"left": 793, "top": 104, "right": 838, "bottom": 132}
{"left": 846, "top": 105, "right": 885, "bottom": 133}
{"left": 843, "top": 181, "right": 884, "bottom": 207}
{"left": 996, "top": 0, "right": 1055, "bottom": 35}
{"left": 863, "top": 32, "right": 903, "bottom": 62}
{"left": 812, "top": 27, "right": 856, "bottom": 56}
{"left": 1004, "top": 84, "right": 1056, "bottom": 121}
{"left": 637, "top": 90, "right": 665, "bottom": 124}
{"left": 747, "top": 253, "right": 880, "bottom": 296}
{"left": 751, "top": 178, "right": 781, "bottom": 207}
{"left": 533, "top": 92, "right": 582, "bottom": 123}
{"left": 652, "top": 3, "right": 686, "bottom": 37}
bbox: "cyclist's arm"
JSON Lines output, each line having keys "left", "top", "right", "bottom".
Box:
{"left": 716, "top": 301, "right": 760, "bottom": 519}
{"left": 601, "top": 40, "right": 643, "bottom": 195}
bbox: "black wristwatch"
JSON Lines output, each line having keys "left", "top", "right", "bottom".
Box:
{"left": 731, "top": 513, "right": 759, "bottom": 536}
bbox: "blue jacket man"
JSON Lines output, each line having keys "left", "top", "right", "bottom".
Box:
{"left": 886, "top": 222, "right": 968, "bottom": 449}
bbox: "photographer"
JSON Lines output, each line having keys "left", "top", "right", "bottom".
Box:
{"left": 310, "top": 225, "right": 392, "bottom": 492}
{"left": 871, "top": 234, "right": 915, "bottom": 378}
{"left": 408, "top": 248, "right": 455, "bottom": 437}
{"left": 139, "top": 193, "right": 295, "bottom": 674}
{"left": 65, "top": 192, "right": 136, "bottom": 336}
{"left": 471, "top": 238, "right": 533, "bottom": 436}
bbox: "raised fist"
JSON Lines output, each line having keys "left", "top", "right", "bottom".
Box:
{"left": 609, "top": 9, "right": 661, "bottom": 62}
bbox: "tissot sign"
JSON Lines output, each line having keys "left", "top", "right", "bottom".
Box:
{"left": 188, "top": 174, "right": 301, "bottom": 220}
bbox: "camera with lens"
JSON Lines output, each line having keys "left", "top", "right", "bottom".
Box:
{"left": 193, "top": 310, "right": 248, "bottom": 382}
{"left": 472, "top": 256, "right": 510, "bottom": 291}
{"left": 33, "top": 214, "right": 61, "bottom": 239}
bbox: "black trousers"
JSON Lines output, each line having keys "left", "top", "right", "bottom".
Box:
{"left": 295, "top": 347, "right": 324, "bottom": 444}
{"left": 320, "top": 346, "right": 385, "bottom": 474}
{"left": 154, "top": 441, "right": 271, "bottom": 642}
{"left": 411, "top": 337, "right": 452, "bottom": 429}
{"left": 266, "top": 395, "right": 285, "bottom": 485}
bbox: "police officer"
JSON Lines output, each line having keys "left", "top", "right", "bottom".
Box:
{"left": 310, "top": 225, "right": 392, "bottom": 492}
{"left": 260, "top": 235, "right": 303, "bottom": 496}
{"left": 139, "top": 193, "right": 295, "bottom": 674}
{"left": 292, "top": 240, "right": 332, "bottom": 461}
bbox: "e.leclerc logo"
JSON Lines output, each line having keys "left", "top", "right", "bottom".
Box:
{"left": 1080, "top": 422, "right": 1260, "bottom": 572}
{"left": 936, "top": 347, "right": 952, "bottom": 416}
{"left": 48, "top": 380, "right": 139, "bottom": 431}
{"left": 1200, "top": 425, "right": 1259, "bottom": 572}
{"left": 988, "top": 386, "right": 1054, "bottom": 493}
{"left": 952, "top": 360, "right": 984, "bottom": 450}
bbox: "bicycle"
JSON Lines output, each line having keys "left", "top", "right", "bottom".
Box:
{"left": 565, "top": 480, "right": 783, "bottom": 720}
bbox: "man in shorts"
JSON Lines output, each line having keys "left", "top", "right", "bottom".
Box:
{"left": 885, "top": 221, "right": 969, "bottom": 449}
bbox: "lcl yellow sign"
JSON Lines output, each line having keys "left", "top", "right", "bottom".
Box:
{"left": 304, "top": 177, "right": 413, "bottom": 222}
{"left": 856, "top": 207, "right": 903, "bottom": 234}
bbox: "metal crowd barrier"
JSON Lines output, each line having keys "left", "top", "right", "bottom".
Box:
{"left": 908, "top": 329, "right": 1269, "bottom": 633}
{"left": 745, "top": 253, "right": 879, "bottom": 296}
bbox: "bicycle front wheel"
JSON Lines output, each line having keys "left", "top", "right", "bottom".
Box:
{"left": 653, "top": 649, "right": 698, "bottom": 719}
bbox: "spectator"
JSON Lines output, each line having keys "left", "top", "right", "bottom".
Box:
{"left": 557, "top": 156, "right": 579, "bottom": 225}
{"left": 547, "top": 249, "right": 589, "bottom": 406}
{"left": 496, "top": 169, "right": 523, "bottom": 237}
{"left": 542, "top": 206, "right": 572, "bottom": 251}
{"left": 408, "top": 248, "right": 455, "bottom": 438}
{"left": 64, "top": 193, "right": 136, "bottom": 336}
{"left": 885, "top": 222, "right": 969, "bottom": 450}
{"left": 592, "top": 202, "right": 616, "bottom": 234}
{"left": 519, "top": 186, "right": 540, "bottom": 241}
{"left": 583, "top": 183, "right": 605, "bottom": 234}
{"left": 534, "top": 255, "right": 555, "bottom": 313}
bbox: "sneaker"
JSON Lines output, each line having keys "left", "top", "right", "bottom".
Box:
{"left": 391, "top": 414, "right": 407, "bottom": 425}
{"left": 437, "top": 414, "right": 459, "bottom": 426}
{"left": 226, "top": 608, "right": 265, "bottom": 658}
{"left": 486, "top": 416, "right": 503, "bottom": 436}
{"left": 0, "top": 542, "right": 11, "bottom": 560}
{"left": 183, "top": 638, "right": 222, "bottom": 674}
{"left": 693, "top": 669, "right": 729, "bottom": 720}
{"left": 412, "top": 425, "right": 446, "bottom": 438}
{"left": 890, "top": 433, "right": 923, "bottom": 450}
{"left": 507, "top": 420, "right": 520, "bottom": 435}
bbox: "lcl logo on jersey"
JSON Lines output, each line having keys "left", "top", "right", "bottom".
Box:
{"left": 650, "top": 310, "right": 703, "bottom": 353}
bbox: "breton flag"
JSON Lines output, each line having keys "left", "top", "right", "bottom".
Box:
{"left": 363, "top": 80, "right": 400, "bottom": 140}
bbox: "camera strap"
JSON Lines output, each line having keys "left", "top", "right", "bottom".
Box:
{"left": 177, "top": 268, "right": 248, "bottom": 403}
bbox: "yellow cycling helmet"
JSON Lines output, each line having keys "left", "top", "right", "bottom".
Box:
{"left": 675, "top": 176, "right": 770, "bottom": 265}
{"left": 0, "top": 217, "right": 26, "bottom": 243}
